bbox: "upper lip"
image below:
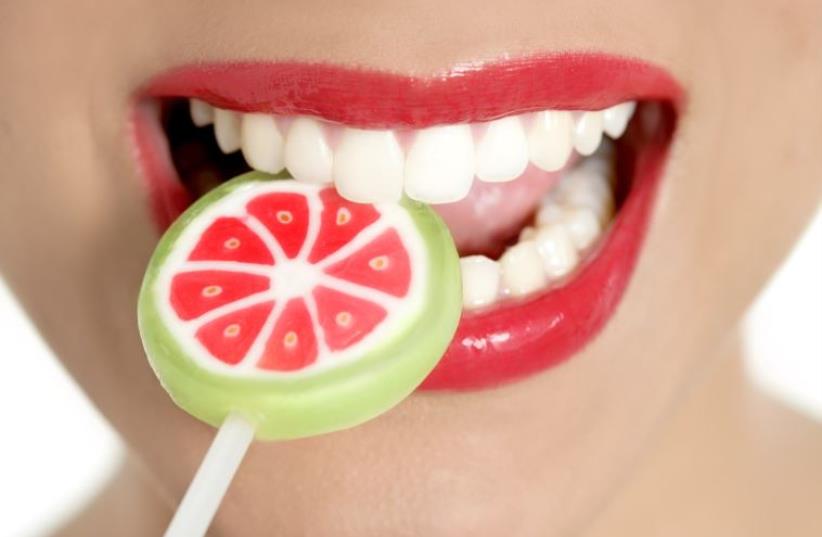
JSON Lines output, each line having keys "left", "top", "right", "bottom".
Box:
{"left": 141, "top": 53, "right": 683, "bottom": 128}
{"left": 132, "top": 52, "right": 682, "bottom": 391}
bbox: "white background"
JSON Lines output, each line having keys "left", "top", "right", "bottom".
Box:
{"left": 0, "top": 209, "right": 819, "bottom": 537}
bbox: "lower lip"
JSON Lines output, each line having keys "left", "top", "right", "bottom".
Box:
{"left": 131, "top": 54, "right": 680, "bottom": 391}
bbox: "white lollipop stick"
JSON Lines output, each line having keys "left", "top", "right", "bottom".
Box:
{"left": 164, "top": 412, "right": 256, "bottom": 537}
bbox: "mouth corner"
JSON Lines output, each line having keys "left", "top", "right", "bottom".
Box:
{"left": 130, "top": 100, "right": 192, "bottom": 230}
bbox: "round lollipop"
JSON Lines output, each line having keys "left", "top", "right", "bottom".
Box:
{"left": 138, "top": 172, "right": 461, "bottom": 536}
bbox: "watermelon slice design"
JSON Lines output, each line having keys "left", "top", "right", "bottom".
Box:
{"left": 139, "top": 172, "right": 461, "bottom": 439}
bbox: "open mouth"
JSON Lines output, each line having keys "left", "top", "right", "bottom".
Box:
{"left": 131, "top": 54, "right": 681, "bottom": 391}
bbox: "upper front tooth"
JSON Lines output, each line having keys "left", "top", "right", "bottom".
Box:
{"left": 189, "top": 99, "right": 214, "bottom": 127}
{"left": 284, "top": 116, "right": 333, "bottom": 184}
{"left": 405, "top": 124, "right": 475, "bottom": 203}
{"left": 573, "top": 111, "right": 604, "bottom": 156}
{"left": 527, "top": 110, "right": 573, "bottom": 172}
{"left": 460, "top": 255, "right": 502, "bottom": 309}
{"left": 241, "top": 113, "right": 285, "bottom": 174}
{"left": 474, "top": 116, "right": 529, "bottom": 183}
{"left": 213, "top": 108, "right": 242, "bottom": 153}
{"left": 500, "top": 241, "right": 546, "bottom": 297}
{"left": 602, "top": 101, "right": 637, "bottom": 138}
{"left": 333, "top": 128, "right": 404, "bottom": 203}
{"left": 534, "top": 225, "right": 579, "bottom": 279}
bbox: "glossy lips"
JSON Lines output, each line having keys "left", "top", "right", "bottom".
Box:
{"left": 132, "top": 54, "right": 682, "bottom": 390}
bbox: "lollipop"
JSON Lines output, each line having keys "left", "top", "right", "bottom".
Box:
{"left": 138, "top": 172, "right": 461, "bottom": 535}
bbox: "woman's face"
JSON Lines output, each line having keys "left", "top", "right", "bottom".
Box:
{"left": 1, "top": 1, "right": 820, "bottom": 534}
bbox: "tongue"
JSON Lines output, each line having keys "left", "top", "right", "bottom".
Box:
{"left": 432, "top": 163, "right": 569, "bottom": 257}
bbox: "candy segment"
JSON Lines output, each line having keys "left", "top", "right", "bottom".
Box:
{"left": 188, "top": 217, "right": 274, "bottom": 265}
{"left": 313, "top": 286, "right": 387, "bottom": 351}
{"left": 308, "top": 188, "right": 380, "bottom": 263}
{"left": 170, "top": 270, "right": 270, "bottom": 321}
{"left": 258, "top": 298, "right": 318, "bottom": 371}
{"left": 195, "top": 301, "right": 274, "bottom": 365}
{"left": 324, "top": 229, "right": 412, "bottom": 298}
{"left": 246, "top": 192, "right": 310, "bottom": 258}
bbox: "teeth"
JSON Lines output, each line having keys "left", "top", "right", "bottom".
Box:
{"left": 554, "top": 165, "right": 614, "bottom": 224}
{"left": 519, "top": 226, "right": 537, "bottom": 242}
{"left": 333, "top": 128, "right": 404, "bottom": 203}
{"left": 284, "top": 117, "right": 333, "bottom": 184}
{"left": 536, "top": 203, "right": 603, "bottom": 251}
{"left": 241, "top": 113, "right": 285, "bottom": 174}
{"left": 603, "top": 101, "right": 637, "bottom": 138}
{"left": 573, "top": 111, "right": 604, "bottom": 156}
{"left": 534, "top": 225, "right": 579, "bottom": 279}
{"left": 405, "top": 125, "right": 475, "bottom": 203}
{"left": 459, "top": 256, "right": 502, "bottom": 309}
{"left": 561, "top": 208, "right": 602, "bottom": 251}
{"left": 213, "top": 108, "right": 242, "bottom": 154}
{"left": 189, "top": 99, "right": 214, "bottom": 127}
{"left": 202, "top": 102, "right": 626, "bottom": 310}
{"left": 203, "top": 101, "right": 634, "bottom": 205}
{"left": 535, "top": 203, "right": 565, "bottom": 227}
{"left": 474, "top": 116, "right": 529, "bottom": 182}
{"left": 500, "top": 241, "right": 547, "bottom": 297}
{"left": 456, "top": 140, "right": 616, "bottom": 308}
{"left": 527, "top": 110, "right": 574, "bottom": 172}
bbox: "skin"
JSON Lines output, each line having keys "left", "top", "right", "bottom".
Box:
{"left": 1, "top": 1, "right": 820, "bottom": 535}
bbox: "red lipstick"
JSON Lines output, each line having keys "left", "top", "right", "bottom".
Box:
{"left": 132, "top": 53, "right": 681, "bottom": 390}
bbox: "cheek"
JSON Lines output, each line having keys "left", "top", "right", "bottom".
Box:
{"left": 626, "top": 3, "right": 822, "bottom": 375}
{"left": 0, "top": 79, "right": 163, "bottom": 428}
{"left": 0, "top": 106, "right": 148, "bottom": 309}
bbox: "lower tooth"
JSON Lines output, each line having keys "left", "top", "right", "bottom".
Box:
{"left": 241, "top": 113, "right": 285, "bottom": 174}
{"left": 213, "top": 108, "right": 242, "bottom": 154}
{"left": 559, "top": 208, "right": 602, "bottom": 251}
{"left": 536, "top": 203, "right": 602, "bottom": 251}
{"left": 534, "top": 225, "right": 578, "bottom": 279}
{"left": 460, "top": 256, "right": 501, "bottom": 309}
{"left": 555, "top": 170, "right": 614, "bottom": 223}
{"left": 535, "top": 203, "right": 566, "bottom": 227}
{"left": 519, "top": 226, "right": 537, "bottom": 242}
{"left": 500, "top": 241, "right": 547, "bottom": 297}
